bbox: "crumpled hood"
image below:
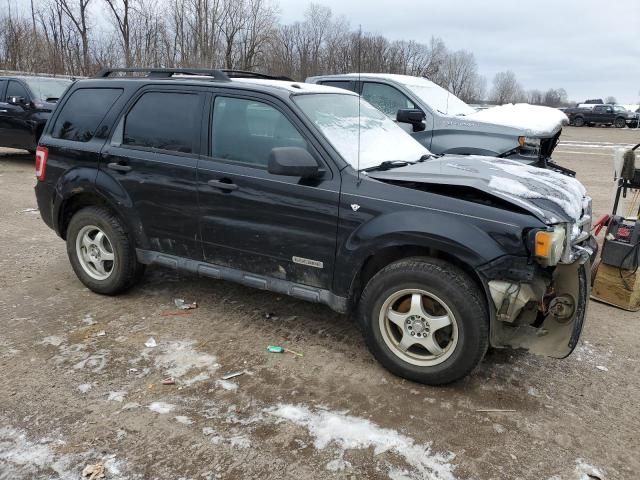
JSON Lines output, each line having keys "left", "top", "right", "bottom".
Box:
{"left": 367, "top": 156, "right": 588, "bottom": 225}
{"left": 464, "top": 103, "right": 569, "bottom": 137}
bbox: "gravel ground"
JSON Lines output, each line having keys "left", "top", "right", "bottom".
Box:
{"left": 1, "top": 126, "right": 639, "bottom": 480}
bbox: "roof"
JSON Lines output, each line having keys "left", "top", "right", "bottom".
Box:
{"left": 308, "top": 73, "right": 440, "bottom": 88}
{"left": 231, "top": 78, "right": 357, "bottom": 95}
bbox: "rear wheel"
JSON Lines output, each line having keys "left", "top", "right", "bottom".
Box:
{"left": 66, "top": 206, "right": 144, "bottom": 294}
{"left": 358, "top": 258, "right": 489, "bottom": 385}
{"left": 614, "top": 117, "right": 626, "bottom": 128}
{"left": 574, "top": 116, "right": 585, "bottom": 127}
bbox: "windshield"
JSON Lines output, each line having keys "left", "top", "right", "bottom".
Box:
{"left": 403, "top": 82, "right": 475, "bottom": 116}
{"left": 294, "top": 93, "right": 430, "bottom": 170}
{"left": 22, "top": 77, "right": 72, "bottom": 102}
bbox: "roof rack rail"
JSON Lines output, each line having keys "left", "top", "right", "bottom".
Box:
{"left": 94, "top": 68, "right": 230, "bottom": 81}
{"left": 221, "top": 69, "right": 294, "bottom": 81}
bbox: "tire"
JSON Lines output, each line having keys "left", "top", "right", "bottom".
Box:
{"left": 628, "top": 121, "right": 639, "bottom": 129}
{"left": 358, "top": 257, "right": 489, "bottom": 385}
{"left": 614, "top": 117, "right": 626, "bottom": 128}
{"left": 66, "top": 206, "right": 145, "bottom": 295}
{"left": 574, "top": 116, "right": 585, "bottom": 127}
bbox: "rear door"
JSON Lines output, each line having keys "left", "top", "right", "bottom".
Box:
{"left": 102, "top": 88, "right": 205, "bottom": 260}
{"left": 0, "top": 79, "right": 8, "bottom": 145}
{"left": 196, "top": 92, "right": 341, "bottom": 289}
{"left": 0, "top": 80, "right": 34, "bottom": 149}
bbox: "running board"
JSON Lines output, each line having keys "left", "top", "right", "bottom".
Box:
{"left": 136, "top": 249, "right": 348, "bottom": 313}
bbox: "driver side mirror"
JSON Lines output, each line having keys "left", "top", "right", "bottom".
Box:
{"left": 268, "top": 147, "right": 320, "bottom": 178}
{"left": 396, "top": 108, "right": 426, "bottom": 132}
{"left": 8, "top": 96, "right": 27, "bottom": 106}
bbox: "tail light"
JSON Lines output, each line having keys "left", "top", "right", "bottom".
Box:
{"left": 35, "top": 146, "right": 48, "bottom": 181}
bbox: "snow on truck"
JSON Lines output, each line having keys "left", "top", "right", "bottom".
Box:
{"left": 307, "top": 73, "right": 570, "bottom": 173}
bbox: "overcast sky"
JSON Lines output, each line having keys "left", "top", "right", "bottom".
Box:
{"left": 279, "top": 0, "right": 640, "bottom": 103}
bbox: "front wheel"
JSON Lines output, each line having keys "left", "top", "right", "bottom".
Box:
{"left": 358, "top": 258, "right": 489, "bottom": 385}
{"left": 66, "top": 206, "right": 145, "bottom": 295}
{"left": 573, "top": 116, "right": 585, "bottom": 127}
{"left": 614, "top": 117, "right": 626, "bottom": 128}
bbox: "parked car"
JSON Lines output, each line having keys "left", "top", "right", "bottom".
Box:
{"left": 565, "top": 104, "right": 639, "bottom": 128}
{"left": 34, "top": 68, "right": 595, "bottom": 385}
{"left": 306, "top": 73, "right": 569, "bottom": 171}
{"left": 0, "top": 75, "right": 73, "bottom": 152}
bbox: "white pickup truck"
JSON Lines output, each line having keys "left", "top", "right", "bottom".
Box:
{"left": 307, "top": 73, "right": 570, "bottom": 172}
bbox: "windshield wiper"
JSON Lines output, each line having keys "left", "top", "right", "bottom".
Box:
{"left": 364, "top": 160, "right": 414, "bottom": 172}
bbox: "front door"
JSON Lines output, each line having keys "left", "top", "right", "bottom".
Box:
{"left": 102, "top": 88, "right": 205, "bottom": 260}
{"left": 197, "top": 93, "right": 341, "bottom": 289}
{"left": 0, "top": 80, "right": 34, "bottom": 149}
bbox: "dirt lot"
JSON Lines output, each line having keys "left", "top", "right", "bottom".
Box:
{"left": 1, "top": 126, "right": 639, "bottom": 480}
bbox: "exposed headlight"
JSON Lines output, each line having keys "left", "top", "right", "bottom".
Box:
{"left": 533, "top": 225, "right": 566, "bottom": 267}
{"left": 518, "top": 136, "right": 541, "bottom": 148}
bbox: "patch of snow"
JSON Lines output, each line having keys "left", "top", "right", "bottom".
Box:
{"left": 121, "top": 402, "right": 140, "bottom": 411}
{"left": 228, "top": 435, "right": 251, "bottom": 449}
{"left": 40, "top": 335, "right": 64, "bottom": 347}
{"left": 154, "top": 340, "right": 218, "bottom": 384}
{"left": 595, "top": 365, "right": 608, "bottom": 372}
{"left": 326, "top": 457, "right": 352, "bottom": 472}
{"left": 466, "top": 103, "right": 568, "bottom": 135}
{"left": 216, "top": 379, "right": 239, "bottom": 391}
{"left": 202, "top": 427, "right": 217, "bottom": 436}
{"left": 175, "top": 416, "right": 193, "bottom": 425}
{"left": 82, "top": 313, "right": 96, "bottom": 325}
{"left": 527, "top": 387, "right": 539, "bottom": 397}
{"left": 574, "top": 459, "right": 604, "bottom": 480}
{"left": 148, "top": 402, "right": 175, "bottom": 414}
{"left": 183, "top": 372, "right": 210, "bottom": 386}
{"left": 144, "top": 337, "right": 157, "bottom": 348}
{"left": 268, "top": 404, "right": 456, "bottom": 480}
{"left": 78, "top": 383, "right": 92, "bottom": 394}
{"left": 493, "top": 424, "right": 506, "bottom": 434}
{"left": 107, "top": 391, "right": 127, "bottom": 402}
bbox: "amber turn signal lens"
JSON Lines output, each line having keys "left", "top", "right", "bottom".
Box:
{"left": 518, "top": 136, "right": 526, "bottom": 147}
{"left": 534, "top": 231, "right": 553, "bottom": 258}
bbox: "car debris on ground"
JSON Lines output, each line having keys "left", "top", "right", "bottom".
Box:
{"left": 174, "top": 298, "right": 198, "bottom": 310}
{"left": 161, "top": 377, "right": 175, "bottom": 385}
{"left": 221, "top": 371, "right": 245, "bottom": 380}
{"left": 144, "top": 337, "right": 157, "bottom": 348}
{"left": 267, "top": 345, "right": 303, "bottom": 357}
{"left": 82, "top": 463, "right": 105, "bottom": 479}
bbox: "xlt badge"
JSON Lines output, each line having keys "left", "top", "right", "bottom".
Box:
{"left": 292, "top": 256, "right": 324, "bottom": 269}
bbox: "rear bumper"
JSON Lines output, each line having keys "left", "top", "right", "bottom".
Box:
{"left": 34, "top": 181, "right": 56, "bottom": 232}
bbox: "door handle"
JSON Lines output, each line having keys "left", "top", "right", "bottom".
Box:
{"left": 107, "top": 162, "right": 132, "bottom": 173}
{"left": 207, "top": 179, "right": 238, "bottom": 191}
{"left": 0, "top": 109, "right": 7, "bottom": 113}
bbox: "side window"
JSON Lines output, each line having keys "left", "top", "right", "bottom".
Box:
{"left": 361, "top": 82, "right": 416, "bottom": 117}
{"left": 6, "top": 81, "right": 29, "bottom": 101}
{"left": 121, "top": 92, "right": 200, "bottom": 154}
{"left": 52, "top": 88, "right": 123, "bottom": 142}
{"left": 0, "top": 80, "right": 7, "bottom": 100}
{"left": 605, "top": 107, "right": 613, "bottom": 113}
{"left": 319, "top": 81, "right": 356, "bottom": 92}
{"left": 594, "top": 106, "right": 603, "bottom": 112}
{"left": 212, "top": 96, "right": 309, "bottom": 167}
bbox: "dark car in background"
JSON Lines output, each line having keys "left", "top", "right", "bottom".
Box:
{"left": 0, "top": 75, "right": 73, "bottom": 152}
{"left": 565, "top": 104, "right": 639, "bottom": 128}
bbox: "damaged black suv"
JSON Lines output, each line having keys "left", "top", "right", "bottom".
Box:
{"left": 35, "top": 68, "right": 596, "bottom": 385}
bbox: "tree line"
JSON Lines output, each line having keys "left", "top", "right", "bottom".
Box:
{"left": 1, "top": 0, "right": 572, "bottom": 106}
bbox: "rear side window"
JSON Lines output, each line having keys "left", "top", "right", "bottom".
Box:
{"left": 319, "top": 80, "right": 356, "bottom": 92}
{"left": 122, "top": 92, "right": 200, "bottom": 154}
{"left": 52, "top": 88, "right": 123, "bottom": 142}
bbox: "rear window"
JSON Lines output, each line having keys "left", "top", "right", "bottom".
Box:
{"left": 122, "top": 92, "right": 200, "bottom": 154}
{"left": 52, "top": 88, "right": 123, "bottom": 142}
{"left": 319, "top": 80, "right": 356, "bottom": 92}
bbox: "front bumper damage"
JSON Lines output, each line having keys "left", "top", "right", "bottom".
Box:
{"left": 483, "top": 198, "right": 595, "bottom": 359}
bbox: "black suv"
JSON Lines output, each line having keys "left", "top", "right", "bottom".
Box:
{"left": 35, "top": 68, "right": 596, "bottom": 385}
{"left": 0, "top": 75, "right": 72, "bottom": 152}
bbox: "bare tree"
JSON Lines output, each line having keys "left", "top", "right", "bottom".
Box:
{"left": 605, "top": 95, "right": 617, "bottom": 104}
{"left": 104, "top": 0, "right": 132, "bottom": 67}
{"left": 490, "top": 70, "right": 525, "bottom": 105}
{"left": 56, "top": 0, "right": 92, "bottom": 74}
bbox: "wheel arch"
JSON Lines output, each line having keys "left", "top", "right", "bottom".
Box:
{"left": 348, "top": 244, "right": 489, "bottom": 314}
